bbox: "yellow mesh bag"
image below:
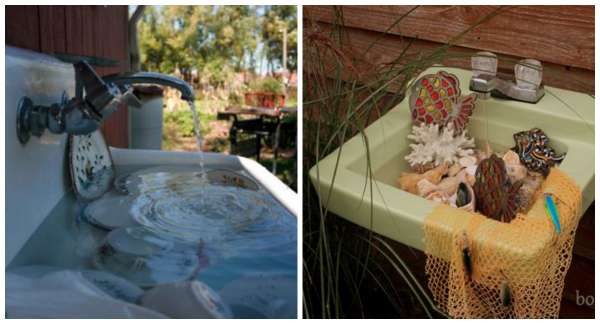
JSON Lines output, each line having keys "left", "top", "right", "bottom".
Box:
{"left": 424, "top": 168, "right": 582, "bottom": 318}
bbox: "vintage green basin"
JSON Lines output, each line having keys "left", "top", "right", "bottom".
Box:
{"left": 309, "top": 66, "right": 594, "bottom": 251}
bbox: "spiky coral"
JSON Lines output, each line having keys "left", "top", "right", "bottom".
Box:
{"left": 405, "top": 123, "right": 475, "bottom": 172}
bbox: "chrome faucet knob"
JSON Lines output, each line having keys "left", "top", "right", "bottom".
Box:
{"left": 471, "top": 51, "right": 497, "bottom": 78}
{"left": 515, "top": 59, "right": 543, "bottom": 90}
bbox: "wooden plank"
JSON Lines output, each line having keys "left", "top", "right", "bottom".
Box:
{"left": 38, "top": 6, "right": 66, "bottom": 54}
{"left": 64, "top": 6, "right": 85, "bottom": 56}
{"left": 306, "top": 22, "right": 594, "bottom": 94}
{"left": 6, "top": 5, "right": 131, "bottom": 148}
{"left": 94, "top": 6, "right": 130, "bottom": 148}
{"left": 6, "top": 6, "right": 40, "bottom": 51}
{"left": 304, "top": 5, "right": 595, "bottom": 71}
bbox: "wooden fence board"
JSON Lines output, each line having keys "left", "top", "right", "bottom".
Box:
{"left": 304, "top": 5, "right": 595, "bottom": 71}
{"left": 307, "top": 21, "right": 594, "bottom": 94}
{"left": 7, "top": 5, "right": 130, "bottom": 148}
{"left": 39, "top": 6, "right": 66, "bottom": 54}
{"left": 6, "top": 6, "right": 40, "bottom": 51}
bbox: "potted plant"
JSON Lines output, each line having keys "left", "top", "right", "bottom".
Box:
{"left": 244, "top": 76, "right": 285, "bottom": 108}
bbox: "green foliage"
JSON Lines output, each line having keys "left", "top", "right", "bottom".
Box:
{"left": 249, "top": 76, "right": 285, "bottom": 94}
{"left": 138, "top": 5, "right": 298, "bottom": 83}
{"left": 261, "top": 5, "right": 297, "bottom": 71}
{"left": 228, "top": 91, "right": 244, "bottom": 105}
{"left": 163, "top": 109, "right": 196, "bottom": 137}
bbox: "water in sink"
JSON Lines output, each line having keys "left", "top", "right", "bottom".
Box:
{"left": 8, "top": 164, "right": 297, "bottom": 319}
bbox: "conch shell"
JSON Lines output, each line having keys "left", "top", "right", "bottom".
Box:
{"left": 397, "top": 163, "right": 448, "bottom": 194}
{"left": 436, "top": 175, "right": 463, "bottom": 196}
{"left": 503, "top": 150, "right": 528, "bottom": 183}
{"left": 518, "top": 172, "right": 544, "bottom": 212}
{"left": 502, "top": 150, "right": 520, "bottom": 165}
{"left": 458, "top": 167, "right": 476, "bottom": 186}
{"left": 425, "top": 191, "right": 451, "bottom": 204}
{"left": 417, "top": 178, "right": 438, "bottom": 197}
{"left": 448, "top": 163, "right": 462, "bottom": 177}
{"left": 449, "top": 182, "right": 475, "bottom": 212}
{"left": 418, "top": 169, "right": 468, "bottom": 197}
{"left": 459, "top": 156, "right": 478, "bottom": 168}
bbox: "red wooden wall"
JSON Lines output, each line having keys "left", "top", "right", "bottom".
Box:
{"left": 6, "top": 5, "right": 130, "bottom": 148}
{"left": 305, "top": 5, "right": 594, "bottom": 94}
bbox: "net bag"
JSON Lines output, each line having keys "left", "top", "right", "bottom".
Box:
{"left": 423, "top": 168, "right": 582, "bottom": 318}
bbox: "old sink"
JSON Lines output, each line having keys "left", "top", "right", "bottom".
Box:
{"left": 309, "top": 66, "right": 594, "bottom": 251}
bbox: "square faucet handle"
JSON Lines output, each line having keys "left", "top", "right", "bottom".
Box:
{"left": 515, "top": 59, "right": 543, "bottom": 90}
{"left": 471, "top": 51, "right": 497, "bottom": 78}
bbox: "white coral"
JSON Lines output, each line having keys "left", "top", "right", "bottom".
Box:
{"left": 405, "top": 123, "right": 475, "bottom": 168}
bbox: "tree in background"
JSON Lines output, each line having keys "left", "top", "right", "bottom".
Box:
{"left": 138, "top": 5, "right": 297, "bottom": 90}
{"left": 261, "top": 5, "right": 298, "bottom": 72}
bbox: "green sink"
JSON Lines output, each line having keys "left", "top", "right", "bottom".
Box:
{"left": 309, "top": 67, "right": 594, "bottom": 251}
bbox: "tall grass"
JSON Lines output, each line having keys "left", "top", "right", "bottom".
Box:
{"left": 302, "top": 5, "right": 506, "bottom": 318}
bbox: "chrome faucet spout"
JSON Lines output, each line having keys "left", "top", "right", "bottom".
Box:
{"left": 16, "top": 60, "right": 194, "bottom": 144}
{"left": 103, "top": 72, "right": 195, "bottom": 101}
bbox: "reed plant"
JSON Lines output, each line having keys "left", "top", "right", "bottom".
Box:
{"left": 302, "top": 5, "right": 506, "bottom": 318}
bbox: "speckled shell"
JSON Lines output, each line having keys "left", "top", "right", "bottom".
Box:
{"left": 409, "top": 71, "right": 476, "bottom": 133}
{"left": 512, "top": 128, "right": 566, "bottom": 176}
{"left": 69, "top": 130, "right": 115, "bottom": 201}
{"left": 473, "top": 154, "right": 523, "bottom": 223}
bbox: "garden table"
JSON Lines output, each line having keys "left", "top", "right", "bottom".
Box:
{"left": 217, "top": 106, "right": 297, "bottom": 174}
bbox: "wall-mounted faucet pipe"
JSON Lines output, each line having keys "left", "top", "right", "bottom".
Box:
{"left": 16, "top": 61, "right": 194, "bottom": 144}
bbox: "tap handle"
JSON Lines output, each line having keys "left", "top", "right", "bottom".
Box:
{"left": 471, "top": 51, "right": 497, "bottom": 78}
{"left": 514, "top": 59, "right": 543, "bottom": 90}
{"left": 120, "top": 87, "right": 143, "bottom": 108}
{"left": 74, "top": 61, "right": 121, "bottom": 117}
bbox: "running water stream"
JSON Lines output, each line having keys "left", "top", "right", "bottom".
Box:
{"left": 188, "top": 100, "right": 203, "bottom": 151}
{"left": 187, "top": 100, "right": 208, "bottom": 184}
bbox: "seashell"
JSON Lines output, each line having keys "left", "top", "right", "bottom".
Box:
{"left": 412, "top": 161, "right": 436, "bottom": 174}
{"left": 473, "top": 154, "right": 522, "bottom": 222}
{"left": 425, "top": 190, "right": 451, "bottom": 203}
{"left": 448, "top": 163, "right": 462, "bottom": 177}
{"left": 417, "top": 179, "right": 438, "bottom": 197}
{"left": 436, "top": 175, "right": 462, "bottom": 196}
{"left": 502, "top": 150, "right": 528, "bottom": 183}
{"left": 459, "top": 156, "right": 478, "bottom": 168}
{"left": 450, "top": 182, "right": 475, "bottom": 212}
{"left": 502, "top": 150, "right": 521, "bottom": 166}
{"left": 141, "top": 281, "right": 232, "bottom": 318}
{"left": 465, "top": 165, "right": 477, "bottom": 176}
{"left": 505, "top": 163, "right": 528, "bottom": 183}
{"left": 512, "top": 128, "right": 566, "bottom": 176}
{"left": 517, "top": 173, "right": 544, "bottom": 212}
{"left": 397, "top": 163, "right": 449, "bottom": 194}
{"left": 466, "top": 174, "right": 476, "bottom": 187}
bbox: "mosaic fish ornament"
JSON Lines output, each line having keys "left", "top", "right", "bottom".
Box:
{"left": 473, "top": 154, "right": 523, "bottom": 223}
{"left": 512, "top": 128, "right": 565, "bottom": 176}
{"left": 409, "top": 71, "right": 477, "bottom": 133}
